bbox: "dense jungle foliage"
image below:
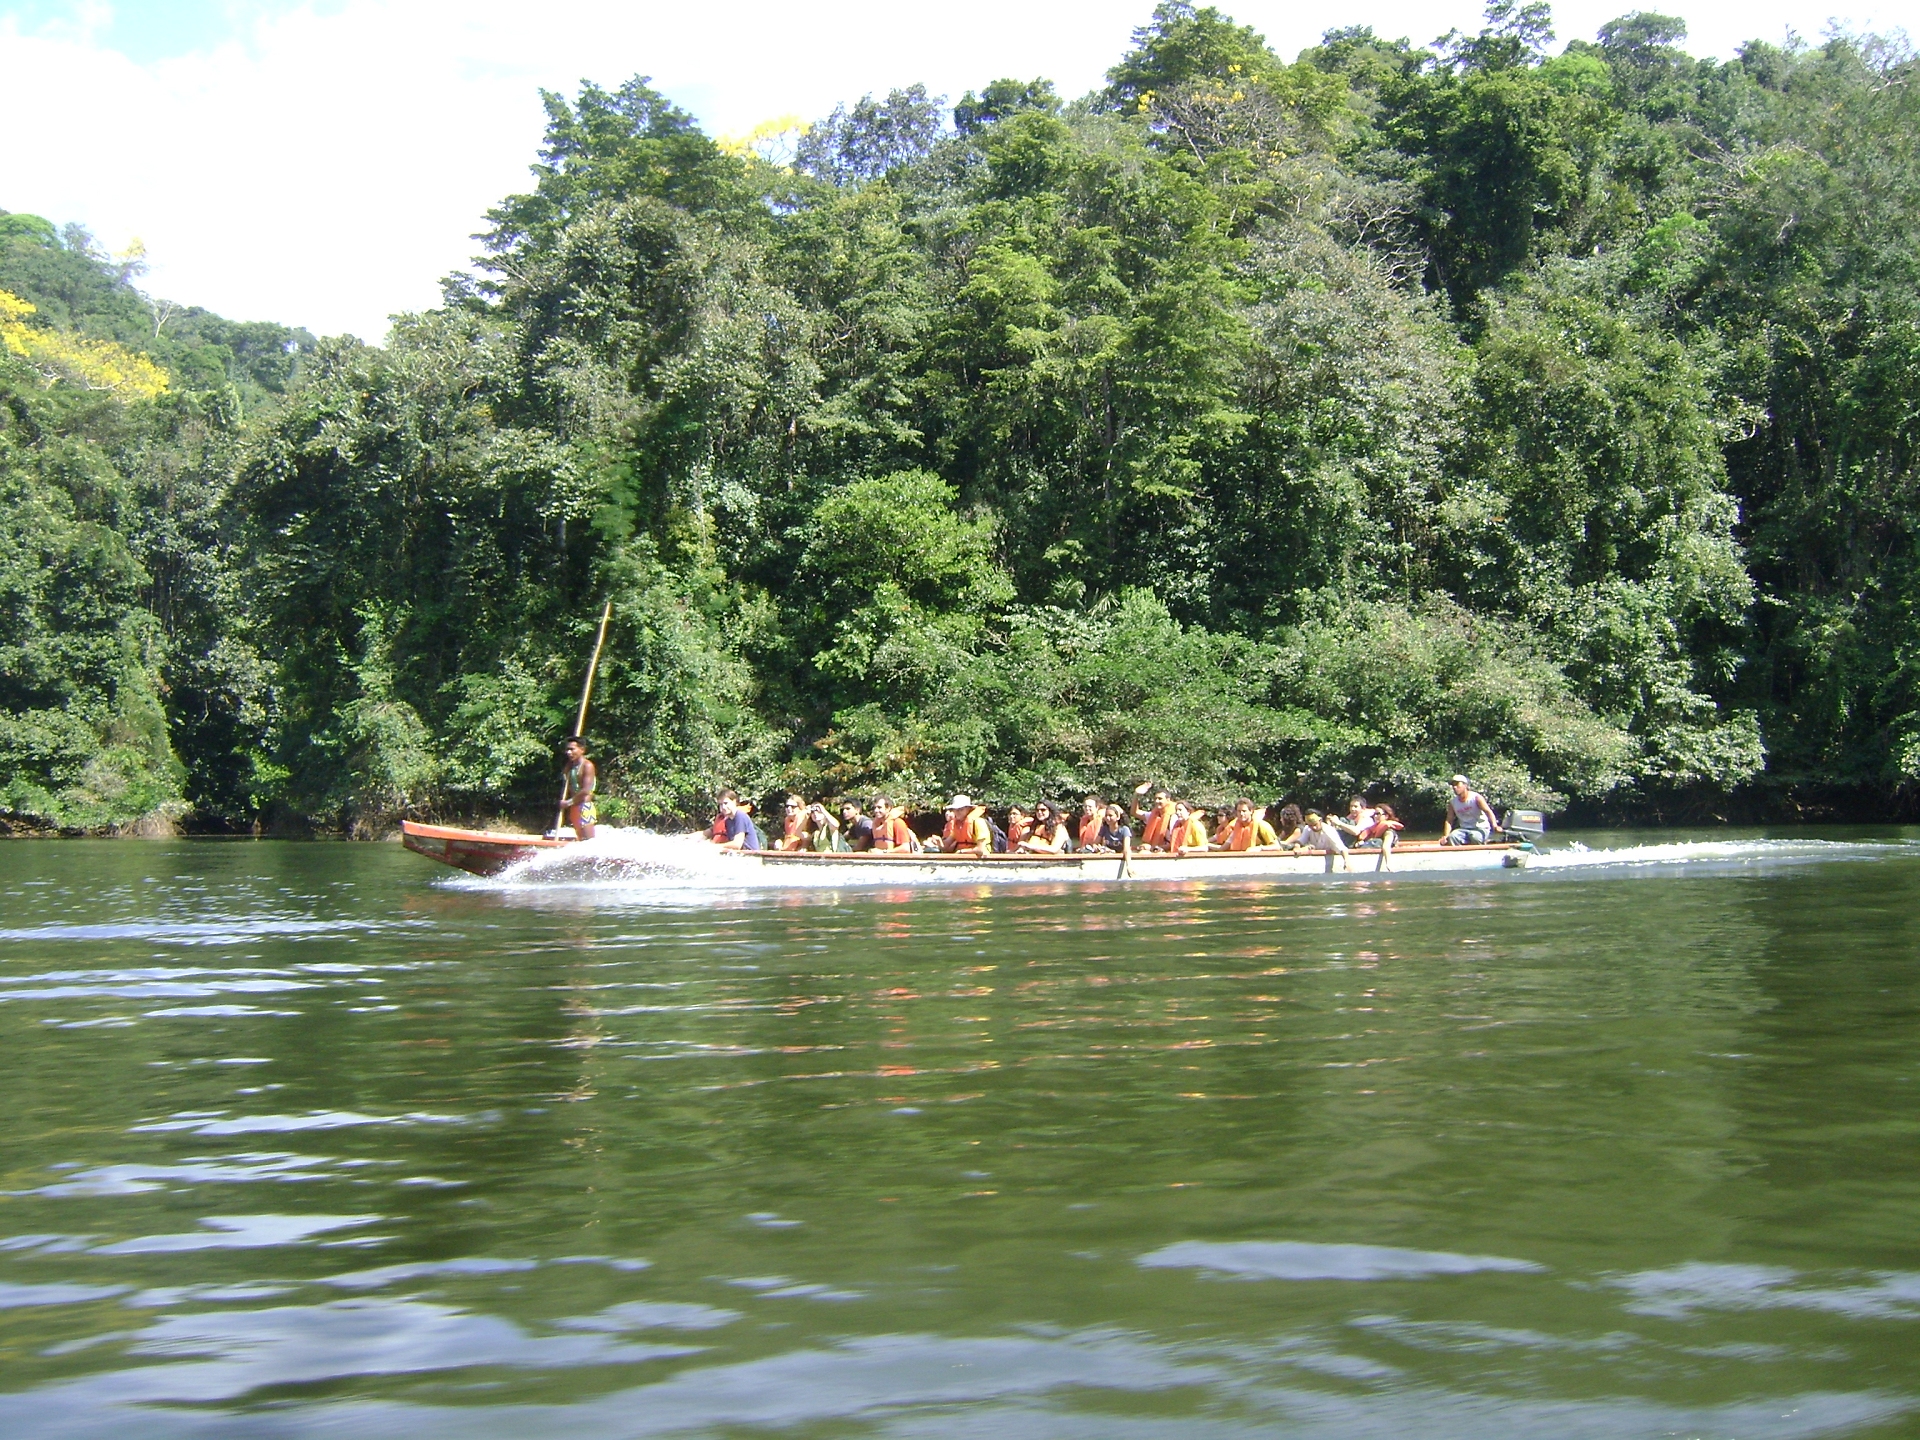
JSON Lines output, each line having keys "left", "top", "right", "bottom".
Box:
{"left": 4, "top": 2, "right": 1918, "bottom": 832}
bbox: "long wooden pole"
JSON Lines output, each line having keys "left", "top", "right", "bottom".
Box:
{"left": 556, "top": 601, "right": 613, "bottom": 833}
{"left": 573, "top": 601, "right": 614, "bottom": 736}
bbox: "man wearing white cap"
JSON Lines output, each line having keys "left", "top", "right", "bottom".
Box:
{"left": 936, "top": 794, "right": 993, "bottom": 858}
{"left": 1442, "top": 774, "right": 1497, "bottom": 845}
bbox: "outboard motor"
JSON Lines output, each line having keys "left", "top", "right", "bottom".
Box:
{"left": 1502, "top": 809, "right": 1546, "bottom": 840}
{"left": 1495, "top": 809, "right": 1545, "bottom": 867}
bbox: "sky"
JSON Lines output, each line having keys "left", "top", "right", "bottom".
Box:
{"left": 0, "top": 0, "right": 1907, "bottom": 341}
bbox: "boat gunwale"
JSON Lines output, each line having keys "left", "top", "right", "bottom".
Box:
{"left": 746, "top": 841, "right": 1517, "bottom": 864}
{"left": 397, "top": 821, "right": 1526, "bottom": 882}
{"left": 400, "top": 820, "right": 1517, "bottom": 863}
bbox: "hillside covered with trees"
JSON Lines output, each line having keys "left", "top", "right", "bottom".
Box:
{"left": 4, "top": 2, "right": 1917, "bottom": 833}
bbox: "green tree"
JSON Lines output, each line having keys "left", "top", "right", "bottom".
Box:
{"left": 796, "top": 85, "right": 947, "bottom": 184}
{"left": 0, "top": 351, "right": 184, "bottom": 829}
{"left": 954, "top": 79, "right": 1061, "bottom": 135}
{"left": 483, "top": 78, "right": 764, "bottom": 257}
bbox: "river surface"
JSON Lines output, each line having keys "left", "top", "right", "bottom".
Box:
{"left": 2, "top": 829, "right": 1919, "bottom": 1438}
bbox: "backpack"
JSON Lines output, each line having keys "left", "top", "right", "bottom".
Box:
{"left": 987, "top": 816, "right": 1009, "bottom": 853}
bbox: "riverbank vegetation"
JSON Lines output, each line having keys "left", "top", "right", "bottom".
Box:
{"left": 4, "top": 3, "right": 1917, "bottom": 832}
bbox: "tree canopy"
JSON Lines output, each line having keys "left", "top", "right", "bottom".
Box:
{"left": 3, "top": 5, "right": 1918, "bottom": 833}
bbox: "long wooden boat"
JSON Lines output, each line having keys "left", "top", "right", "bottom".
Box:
{"left": 400, "top": 821, "right": 573, "bottom": 876}
{"left": 401, "top": 820, "right": 1532, "bottom": 881}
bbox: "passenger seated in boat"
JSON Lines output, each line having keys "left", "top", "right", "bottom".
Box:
{"left": 1442, "top": 775, "right": 1497, "bottom": 845}
{"left": 1275, "top": 804, "right": 1307, "bottom": 849}
{"left": 1354, "top": 801, "right": 1404, "bottom": 868}
{"left": 1216, "top": 798, "right": 1280, "bottom": 852}
{"left": 1076, "top": 803, "right": 1132, "bottom": 853}
{"left": 801, "top": 802, "right": 845, "bottom": 852}
{"left": 1167, "top": 802, "right": 1208, "bottom": 855}
{"left": 775, "top": 795, "right": 808, "bottom": 850}
{"left": 710, "top": 790, "right": 762, "bottom": 851}
{"left": 869, "top": 796, "right": 918, "bottom": 852}
{"left": 930, "top": 794, "right": 992, "bottom": 857}
{"left": 840, "top": 800, "right": 873, "bottom": 852}
{"left": 1332, "top": 795, "right": 1377, "bottom": 843}
{"left": 1353, "top": 802, "right": 1403, "bottom": 847}
{"left": 1076, "top": 796, "right": 1105, "bottom": 852}
{"left": 1132, "top": 785, "right": 1178, "bottom": 850}
{"left": 560, "top": 737, "right": 597, "bottom": 840}
{"left": 1004, "top": 804, "right": 1033, "bottom": 849}
{"left": 1016, "top": 800, "right": 1070, "bottom": 854}
{"left": 1301, "top": 810, "right": 1352, "bottom": 870}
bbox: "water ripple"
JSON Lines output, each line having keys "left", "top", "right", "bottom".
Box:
{"left": 1609, "top": 1262, "right": 1920, "bottom": 1321}
{"left": 1138, "top": 1241, "right": 1544, "bottom": 1282}
{"left": 0, "top": 919, "right": 385, "bottom": 944}
{"left": 90, "top": 1214, "right": 383, "bottom": 1255}
{"left": 130, "top": 1111, "right": 470, "bottom": 1137}
{"left": 17, "top": 1154, "right": 337, "bottom": 1197}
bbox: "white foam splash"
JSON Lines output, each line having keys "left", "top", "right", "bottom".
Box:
{"left": 1526, "top": 837, "right": 1908, "bottom": 871}
{"left": 445, "top": 829, "right": 1027, "bottom": 893}
{"left": 479, "top": 829, "right": 755, "bottom": 887}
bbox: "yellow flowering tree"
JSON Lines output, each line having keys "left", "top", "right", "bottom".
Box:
{"left": 717, "top": 114, "right": 810, "bottom": 168}
{"left": 0, "top": 289, "right": 170, "bottom": 400}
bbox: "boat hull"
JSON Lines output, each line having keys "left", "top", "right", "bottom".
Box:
{"left": 735, "top": 841, "right": 1525, "bottom": 882}
{"left": 399, "top": 820, "right": 1526, "bottom": 883}
{"left": 400, "top": 821, "right": 573, "bottom": 877}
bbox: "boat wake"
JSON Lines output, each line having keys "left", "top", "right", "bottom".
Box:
{"left": 1526, "top": 836, "right": 1911, "bottom": 873}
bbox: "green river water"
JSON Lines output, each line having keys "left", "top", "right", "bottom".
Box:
{"left": 2, "top": 830, "right": 1919, "bottom": 1438}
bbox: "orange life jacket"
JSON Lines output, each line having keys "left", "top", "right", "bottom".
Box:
{"left": 1006, "top": 816, "right": 1032, "bottom": 847}
{"left": 709, "top": 814, "right": 728, "bottom": 842}
{"left": 1219, "top": 816, "right": 1276, "bottom": 851}
{"left": 1170, "top": 816, "right": 1207, "bottom": 850}
{"left": 1025, "top": 820, "right": 1067, "bottom": 852}
{"left": 942, "top": 807, "right": 989, "bottom": 852}
{"left": 872, "top": 812, "right": 916, "bottom": 851}
{"left": 1142, "top": 802, "right": 1175, "bottom": 848}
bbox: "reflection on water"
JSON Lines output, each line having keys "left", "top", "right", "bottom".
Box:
{"left": 0, "top": 831, "right": 1917, "bottom": 1437}
{"left": 1136, "top": 1239, "right": 1544, "bottom": 1279}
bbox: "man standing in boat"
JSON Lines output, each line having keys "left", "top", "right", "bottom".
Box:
{"left": 560, "top": 737, "right": 598, "bottom": 840}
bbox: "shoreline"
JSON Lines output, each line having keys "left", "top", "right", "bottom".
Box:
{"left": 9, "top": 785, "right": 1920, "bottom": 841}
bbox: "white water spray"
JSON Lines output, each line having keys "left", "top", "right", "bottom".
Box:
{"left": 1527, "top": 836, "right": 1910, "bottom": 872}
{"left": 444, "top": 829, "right": 1060, "bottom": 893}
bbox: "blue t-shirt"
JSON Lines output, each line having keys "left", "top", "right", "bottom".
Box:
{"left": 726, "top": 811, "right": 761, "bottom": 849}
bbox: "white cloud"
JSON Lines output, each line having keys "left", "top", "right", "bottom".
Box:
{"left": 0, "top": 0, "right": 1898, "bottom": 341}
